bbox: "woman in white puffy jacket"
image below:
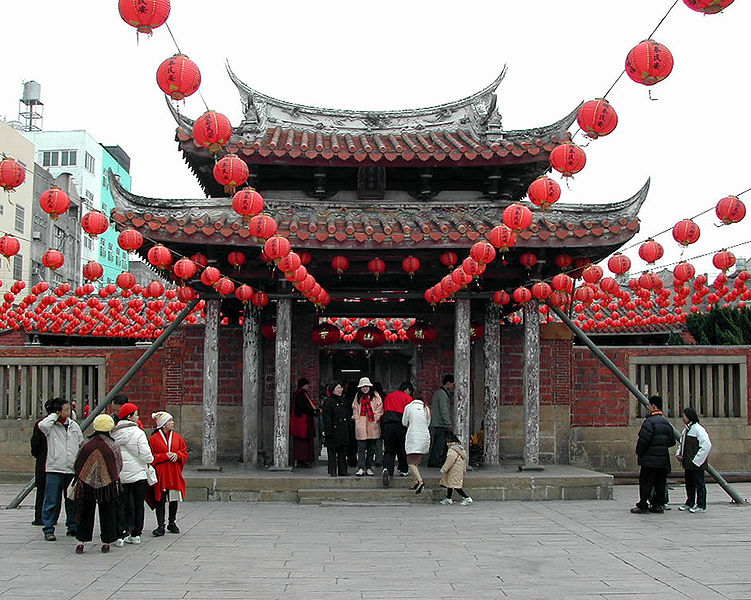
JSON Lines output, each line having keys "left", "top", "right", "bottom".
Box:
{"left": 112, "top": 402, "right": 154, "bottom": 544}
{"left": 402, "top": 397, "right": 431, "bottom": 494}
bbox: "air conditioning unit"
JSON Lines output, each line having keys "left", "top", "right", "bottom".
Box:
{"left": 32, "top": 231, "right": 41, "bottom": 240}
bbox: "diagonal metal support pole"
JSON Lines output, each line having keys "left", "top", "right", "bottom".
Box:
{"left": 5, "top": 298, "right": 200, "bottom": 510}
{"left": 548, "top": 303, "right": 746, "bottom": 505}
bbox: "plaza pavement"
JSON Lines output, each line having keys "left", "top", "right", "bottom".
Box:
{"left": 1, "top": 482, "right": 750, "bottom": 600}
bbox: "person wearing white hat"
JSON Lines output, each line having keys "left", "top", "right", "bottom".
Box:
{"left": 148, "top": 411, "right": 188, "bottom": 536}
{"left": 352, "top": 377, "right": 383, "bottom": 476}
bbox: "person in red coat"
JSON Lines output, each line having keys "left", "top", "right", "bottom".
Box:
{"left": 148, "top": 411, "right": 188, "bottom": 537}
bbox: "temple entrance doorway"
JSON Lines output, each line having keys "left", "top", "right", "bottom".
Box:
{"left": 319, "top": 346, "right": 416, "bottom": 396}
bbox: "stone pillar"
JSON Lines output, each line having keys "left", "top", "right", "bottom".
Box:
{"left": 522, "top": 299, "right": 541, "bottom": 468}
{"left": 272, "top": 298, "right": 292, "bottom": 468}
{"left": 242, "top": 308, "right": 260, "bottom": 466}
{"left": 201, "top": 299, "right": 220, "bottom": 468}
{"left": 454, "top": 298, "right": 471, "bottom": 450}
{"left": 483, "top": 301, "right": 501, "bottom": 465}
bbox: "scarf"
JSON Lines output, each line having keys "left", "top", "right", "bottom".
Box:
{"left": 359, "top": 394, "right": 375, "bottom": 421}
{"left": 74, "top": 433, "right": 121, "bottom": 503}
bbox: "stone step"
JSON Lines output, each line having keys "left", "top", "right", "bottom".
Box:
{"left": 298, "top": 487, "right": 434, "bottom": 505}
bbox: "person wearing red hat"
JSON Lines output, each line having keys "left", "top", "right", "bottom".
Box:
{"left": 148, "top": 411, "right": 188, "bottom": 536}
{"left": 112, "top": 403, "right": 154, "bottom": 546}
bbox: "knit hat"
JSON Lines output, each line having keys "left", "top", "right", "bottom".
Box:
{"left": 118, "top": 402, "right": 138, "bottom": 421}
{"left": 93, "top": 414, "right": 115, "bottom": 433}
{"left": 357, "top": 377, "right": 373, "bottom": 388}
{"left": 152, "top": 411, "right": 173, "bottom": 429}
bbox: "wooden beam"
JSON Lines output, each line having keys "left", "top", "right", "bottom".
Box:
{"left": 242, "top": 308, "right": 261, "bottom": 466}
{"left": 522, "top": 299, "right": 541, "bottom": 468}
{"left": 202, "top": 299, "right": 220, "bottom": 467}
{"left": 483, "top": 301, "right": 501, "bottom": 465}
{"left": 454, "top": 298, "right": 471, "bottom": 450}
{"left": 272, "top": 298, "right": 292, "bottom": 468}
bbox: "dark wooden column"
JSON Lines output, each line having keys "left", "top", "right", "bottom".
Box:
{"left": 454, "top": 298, "right": 471, "bottom": 449}
{"left": 201, "top": 299, "right": 220, "bottom": 468}
{"left": 483, "top": 301, "right": 501, "bottom": 465}
{"left": 272, "top": 298, "right": 292, "bottom": 468}
{"left": 242, "top": 308, "right": 260, "bottom": 466}
{"left": 522, "top": 299, "right": 541, "bottom": 468}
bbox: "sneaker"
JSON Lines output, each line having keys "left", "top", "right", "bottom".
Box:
{"left": 355, "top": 468, "right": 365, "bottom": 477}
{"left": 459, "top": 497, "right": 474, "bottom": 506}
{"left": 167, "top": 523, "right": 180, "bottom": 534}
{"left": 101, "top": 544, "right": 110, "bottom": 553}
{"left": 65, "top": 529, "right": 76, "bottom": 537}
{"left": 648, "top": 506, "right": 664, "bottom": 514}
{"left": 399, "top": 471, "right": 409, "bottom": 477}
{"left": 689, "top": 507, "right": 707, "bottom": 513}
{"left": 44, "top": 532, "right": 56, "bottom": 541}
{"left": 677, "top": 504, "right": 693, "bottom": 511}
{"left": 365, "top": 468, "right": 375, "bottom": 476}
{"left": 124, "top": 535, "right": 141, "bottom": 544}
{"left": 382, "top": 468, "right": 390, "bottom": 488}
{"left": 152, "top": 527, "right": 165, "bottom": 537}
{"left": 113, "top": 538, "right": 124, "bottom": 548}
{"left": 75, "top": 543, "right": 84, "bottom": 554}
{"left": 630, "top": 507, "right": 649, "bottom": 514}
{"left": 440, "top": 498, "right": 453, "bottom": 505}
{"left": 31, "top": 520, "right": 44, "bottom": 526}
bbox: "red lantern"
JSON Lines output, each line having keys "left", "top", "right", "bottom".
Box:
{"left": 117, "top": 229, "right": 144, "bottom": 252}
{"left": 287, "top": 265, "right": 308, "bottom": 283}
{"left": 0, "top": 157, "right": 26, "bottom": 191}
{"left": 638, "top": 239, "right": 664, "bottom": 264}
{"left": 118, "top": 0, "right": 170, "bottom": 34}
{"left": 519, "top": 252, "right": 538, "bottom": 269}
{"left": 554, "top": 254, "right": 573, "bottom": 270}
{"left": 581, "top": 265, "right": 604, "bottom": 284}
{"left": 116, "top": 272, "right": 136, "bottom": 290}
{"left": 638, "top": 271, "right": 661, "bottom": 290}
{"left": 715, "top": 196, "right": 745, "bottom": 224}
{"left": 368, "top": 257, "right": 386, "bottom": 279}
{"left": 576, "top": 98, "right": 618, "bottom": 139}
{"left": 503, "top": 203, "right": 533, "bottom": 232}
{"left": 173, "top": 258, "right": 198, "bottom": 281}
{"left": 177, "top": 286, "right": 197, "bottom": 302}
{"left": 261, "top": 320, "right": 276, "bottom": 339}
{"left": 440, "top": 251, "right": 458, "bottom": 269}
{"left": 298, "top": 250, "right": 312, "bottom": 265}
{"left": 489, "top": 225, "right": 516, "bottom": 252}
{"left": 248, "top": 214, "right": 277, "bottom": 241}
{"left": 252, "top": 291, "right": 269, "bottom": 308}
{"left": 278, "top": 252, "right": 302, "bottom": 274}
{"left": 674, "top": 262, "right": 696, "bottom": 283}
{"left": 672, "top": 219, "right": 700, "bottom": 246}
{"left": 232, "top": 188, "right": 265, "bottom": 222}
{"left": 42, "top": 249, "right": 64, "bottom": 271}
{"left": 0, "top": 235, "right": 20, "bottom": 259}
{"left": 214, "top": 278, "right": 235, "bottom": 297}
{"left": 234, "top": 284, "right": 254, "bottom": 303}
{"left": 531, "top": 282, "right": 552, "bottom": 300}
{"left": 190, "top": 253, "right": 208, "bottom": 267}
{"left": 406, "top": 322, "right": 437, "bottom": 344}
{"left": 683, "top": 0, "right": 734, "bottom": 15}
{"left": 146, "top": 281, "right": 165, "bottom": 298}
{"left": 82, "top": 261, "right": 104, "bottom": 281}
{"left": 451, "top": 267, "right": 473, "bottom": 288}
{"left": 550, "top": 291, "right": 570, "bottom": 308}
{"left": 213, "top": 154, "right": 249, "bottom": 194}
{"left": 626, "top": 40, "right": 674, "bottom": 86}
{"left": 355, "top": 325, "right": 386, "bottom": 349}
{"left": 549, "top": 143, "right": 586, "bottom": 177}
{"left": 713, "top": 250, "right": 736, "bottom": 272}
{"left": 401, "top": 256, "right": 420, "bottom": 277}
{"left": 513, "top": 287, "right": 532, "bottom": 304}
{"left": 527, "top": 176, "right": 561, "bottom": 209}
{"left": 156, "top": 53, "right": 200, "bottom": 100}
{"left": 574, "top": 285, "right": 596, "bottom": 304}
{"left": 311, "top": 323, "right": 341, "bottom": 346}
{"left": 200, "top": 267, "right": 221, "bottom": 287}
{"left": 462, "top": 257, "right": 484, "bottom": 278}
{"left": 227, "top": 251, "right": 246, "bottom": 270}
{"left": 40, "top": 186, "right": 71, "bottom": 220}
{"left": 470, "top": 241, "right": 496, "bottom": 265}
{"left": 263, "top": 236, "right": 291, "bottom": 261}
{"left": 81, "top": 210, "right": 109, "bottom": 237}
{"left": 607, "top": 253, "right": 631, "bottom": 275}
{"left": 192, "top": 110, "right": 233, "bottom": 154}
{"left": 424, "top": 288, "right": 439, "bottom": 305}
{"left": 493, "top": 290, "right": 511, "bottom": 306}
{"left": 331, "top": 255, "right": 350, "bottom": 276}
{"left": 147, "top": 244, "right": 173, "bottom": 269}
{"left": 552, "top": 273, "right": 574, "bottom": 294}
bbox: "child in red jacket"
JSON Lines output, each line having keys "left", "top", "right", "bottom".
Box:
{"left": 148, "top": 411, "right": 188, "bottom": 536}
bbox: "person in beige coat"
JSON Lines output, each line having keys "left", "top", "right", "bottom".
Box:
{"left": 352, "top": 377, "right": 383, "bottom": 476}
{"left": 439, "top": 433, "right": 473, "bottom": 505}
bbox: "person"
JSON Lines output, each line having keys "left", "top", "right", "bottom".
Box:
{"left": 322, "top": 381, "right": 351, "bottom": 477}
{"left": 402, "top": 396, "right": 431, "bottom": 494}
{"left": 439, "top": 433, "right": 473, "bottom": 506}
{"left": 676, "top": 407, "right": 712, "bottom": 513}
{"left": 149, "top": 411, "right": 188, "bottom": 536}
{"left": 372, "top": 381, "right": 386, "bottom": 466}
{"left": 351, "top": 377, "right": 383, "bottom": 477}
{"left": 112, "top": 402, "right": 154, "bottom": 545}
{"left": 428, "top": 375, "right": 454, "bottom": 468}
{"left": 381, "top": 381, "right": 413, "bottom": 487}
{"left": 109, "top": 394, "right": 127, "bottom": 424}
{"left": 69, "top": 401, "right": 78, "bottom": 421}
{"left": 39, "top": 397, "right": 84, "bottom": 541}
{"left": 73, "top": 414, "right": 122, "bottom": 554}
{"left": 30, "top": 401, "right": 55, "bottom": 526}
{"left": 291, "top": 378, "right": 318, "bottom": 468}
{"left": 631, "top": 396, "right": 676, "bottom": 514}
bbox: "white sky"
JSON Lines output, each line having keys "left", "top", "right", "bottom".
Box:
{"left": 2, "top": 0, "right": 749, "bottom": 276}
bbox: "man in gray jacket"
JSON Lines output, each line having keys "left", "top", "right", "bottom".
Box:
{"left": 40, "top": 397, "right": 84, "bottom": 541}
{"left": 428, "top": 375, "right": 454, "bottom": 467}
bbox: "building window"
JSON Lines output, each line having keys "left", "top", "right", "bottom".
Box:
{"left": 15, "top": 205, "right": 25, "bottom": 233}
{"left": 84, "top": 190, "right": 94, "bottom": 213}
{"left": 54, "top": 226, "right": 66, "bottom": 253}
{"left": 84, "top": 236, "right": 93, "bottom": 250}
{"left": 41, "top": 150, "right": 77, "bottom": 168}
{"left": 103, "top": 172, "right": 110, "bottom": 189}
{"left": 99, "top": 239, "right": 105, "bottom": 257}
{"left": 0, "top": 204, "right": 4, "bottom": 215}
{"left": 85, "top": 152, "right": 95, "bottom": 174}
{"left": 52, "top": 272, "right": 63, "bottom": 286}
{"left": 13, "top": 255, "right": 23, "bottom": 280}
{"left": 107, "top": 243, "right": 113, "bottom": 261}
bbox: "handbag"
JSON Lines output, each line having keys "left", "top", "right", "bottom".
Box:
{"left": 146, "top": 465, "right": 158, "bottom": 486}
{"left": 290, "top": 410, "right": 308, "bottom": 439}
{"left": 65, "top": 478, "right": 77, "bottom": 499}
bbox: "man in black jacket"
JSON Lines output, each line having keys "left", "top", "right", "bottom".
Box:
{"left": 631, "top": 395, "right": 677, "bottom": 514}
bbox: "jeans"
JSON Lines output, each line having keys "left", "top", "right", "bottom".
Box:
{"left": 684, "top": 469, "right": 707, "bottom": 509}
{"left": 356, "top": 439, "right": 377, "bottom": 469}
{"left": 428, "top": 426, "right": 448, "bottom": 467}
{"left": 42, "top": 472, "right": 77, "bottom": 534}
{"left": 382, "top": 422, "right": 408, "bottom": 476}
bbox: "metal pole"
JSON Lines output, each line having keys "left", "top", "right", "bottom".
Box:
{"left": 5, "top": 298, "right": 200, "bottom": 510}
{"left": 548, "top": 303, "right": 746, "bottom": 505}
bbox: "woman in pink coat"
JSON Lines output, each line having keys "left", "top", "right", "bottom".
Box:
{"left": 352, "top": 377, "right": 383, "bottom": 477}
